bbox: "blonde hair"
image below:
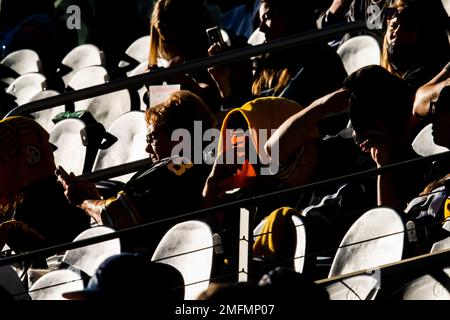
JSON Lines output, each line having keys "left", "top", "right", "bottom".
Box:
{"left": 145, "top": 90, "right": 216, "bottom": 134}
{"left": 148, "top": 0, "right": 213, "bottom": 67}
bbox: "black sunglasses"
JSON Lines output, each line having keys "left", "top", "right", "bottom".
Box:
{"left": 385, "top": 6, "right": 414, "bottom": 21}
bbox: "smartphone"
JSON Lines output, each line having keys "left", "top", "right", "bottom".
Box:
{"left": 206, "top": 26, "right": 226, "bottom": 48}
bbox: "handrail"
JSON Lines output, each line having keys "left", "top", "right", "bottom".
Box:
{"left": 0, "top": 150, "right": 448, "bottom": 267}
{"left": 5, "top": 22, "right": 371, "bottom": 117}
{"left": 315, "top": 247, "right": 450, "bottom": 292}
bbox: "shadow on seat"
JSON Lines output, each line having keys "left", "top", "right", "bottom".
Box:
{"left": 92, "top": 111, "right": 148, "bottom": 183}
{"left": 0, "top": 265, "right": 31, "bottom": 300}
{"left": 325, "top": 207, "right": 405, "bottom": 300}
{"left": 29, "top": 90, "right": 64, "bottom": 132}
{"left": 6, "top": 73, "right": 46, "bottom": 106}
{"left": 59, "top": 44, "right": 106, "bottom": 86}
{"left": 151, "top": 220, "right": 219, "bottom": 300}
{"left": 118, "top": 35, "right": 150, "bottom": 71}
{"left": 412, "top": 123, "right": 449, "bottom": 156}
{"left": 392, "top": 267, "right": 450, "bottom": 300}
{"left": 61, "top": 226, "right": 121, "bottom": 277}
{"left": 0, "top": 49, "right": 42, "bottom": 85}
{"left": 28, "top": 269, "right": 84, "bottom": 300}
{"left": 49, "top": 118, "right": 87, "bottom": 175}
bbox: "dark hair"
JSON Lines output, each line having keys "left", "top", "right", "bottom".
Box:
{"left": 344, "top": 65, "right": 414, "bottom": 135}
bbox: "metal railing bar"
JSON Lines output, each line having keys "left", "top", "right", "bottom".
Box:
{"left": 5, "top": 22, "right": 369, "bottom": 118}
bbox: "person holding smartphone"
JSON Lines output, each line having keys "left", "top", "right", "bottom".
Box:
{"left": 59, "top": 91, "right": 217, "bottom": 253}
{"left": 207, "top": 0, "right": 347, "bottom": 129}
{"left": 146, "top": 0, "right": 223, "bottom": 113}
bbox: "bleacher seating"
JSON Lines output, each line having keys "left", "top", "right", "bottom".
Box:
{"left": 28, "top": 269, "right": 84, "bottom": 300}
{"left": 61, "top": 226, "right": 121, "bottom": 277}
{"left": 29, "top": 90, "right": 64, "bottom": 132}
{"left": 92, "top": 111, "right": 148, "bottom": 183}
{"left": 59, "top": 44, "right": 106, "bottom": 86}
{"left": 151, "top": 220, "right": 219, "bottom": 300}
{"left": 49, "top": 118, "right": 87, "bottom": 175}
{"left": 0, "top": 49, "right": 42, "bottom": 85}
{"left": 6, "top": 73, "right": 46, "bottom": 106}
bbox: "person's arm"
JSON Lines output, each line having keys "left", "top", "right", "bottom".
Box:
{"left": 207, "top": 43, "right": 253, "bottom": 108}
{"left": 317, "top": 0, "right": 353, "bottom": 27}
{"left": 413, "top": 63, "right": 450, "bottom": 119}
{"left": 57, "top": 172, "right": 105, "bottom": 224}
{"left": 265, "top": 88, "right": 351, "bottom": 164}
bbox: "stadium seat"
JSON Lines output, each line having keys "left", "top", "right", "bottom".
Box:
{"left": 253, "top": 215, "right": 307, "bottom": 273}
{"left": 67, "top": 66, "right": 131, "bottom": 129}
{"left": 412, "top": 123, "right": 449, "bottom": 156}
{"left": 29, "top": 90, "right": 64, "bottom": 132}
{"left": 151, "top": 220, "right": 218, "bottom": 300}
{"left": 324, "top": 274, "right": 380, "bottom": 300}
{"left": 59, "top": 44, "right": 106, "bottom": 86}
{"left": 92, "top": 111, "right": 148, "bottom": 183}
{"left": 61, "top": 226, "right": 121, "bottom": 277}
{"left": 5, "top": 73, "right": 46, "bottom": 106}
{"left": 431, "top": 236, "right": 450, "bottom": 253}
{"left": 442, "top": 0, "right": 450, "bottom": 16}
{"left": 126, "top": 61, "right": 148, "bottom": 110}
{"left": 127, "top": 60, "right": 148, "bottom": 78}
{"left": 49, "top": 118, "right": 87, "bottom": 175}
{"left": 28, "top": 269, "right": 84, "bottom": 300}
{"left": 0, "top": 265, "right": 31, "bottom": 300}
{"left": 0, "top": 49, "right": 42, "bottom": 85}
{"left": 118, "top": 35, "right": 150, "bottom": 70}
{"left": 80, "top": 90, "right": 132, "bottom": 130}
{"left": 337, "top": 35, "right": 381, "bottom": 75}
{"left": 393, "top": 267, "right": 450, "bottom": 300}
{"left": 326, "top": 207, "right": 405, "bottom": 300}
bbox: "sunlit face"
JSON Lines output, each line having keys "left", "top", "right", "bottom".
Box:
{"left": 385, "top": 6, "right": 418, "bottom": 48}
{"left": 145, "top": 123, "right": 173, "bottom": 163}
{"left": 258, "top": 2, "right": 288, "bottom": 42}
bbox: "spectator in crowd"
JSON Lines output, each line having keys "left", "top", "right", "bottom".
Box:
{"left": 404, "top": 68, "right": 450, "bottom": 253}
{"left": 147, "top": 0, "right": 222, "bottom": 112}
{"left": 255, "top": 65, "right": 422, "bottom": 210}
{"left": 376, "top": 0, "right": 450, "bottom": 148}
{"left": 381, "top": 0, "right": 450, "bottom": 92}
{"left": 317, "top": 0, "right": 390, "bottom": 30}
{"left": 59, "top": 91, "right": 216, "bottom": 251}
{"left": 0, "top": 116, "right": 90, "bottom": 255}
{"left": 208, "top": 0, "right": 347, "bottom": 114}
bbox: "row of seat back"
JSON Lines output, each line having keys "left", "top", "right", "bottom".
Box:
{"left": 0, "top": 49, "right": 42, "bottom": 86}
{"left": 27, "top": 221, "right": 217, "bottom": 301}
{"left": 8, "top": 211, "right": 450, "bottom": 300}
{"left": 28, "top": 226, "right": 120, "bottom": 300}
{"left": 49, "top": 110, "right": 147, "bottom": 177}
